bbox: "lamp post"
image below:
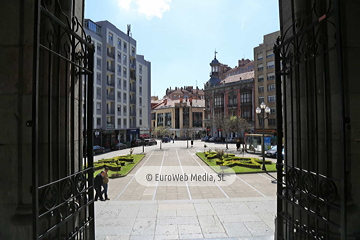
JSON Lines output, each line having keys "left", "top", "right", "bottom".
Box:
{"left": 256, "top": 102, "right": 270, "bottom": 171}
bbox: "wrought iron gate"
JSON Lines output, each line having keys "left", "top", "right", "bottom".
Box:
{"left": 274, "top": 0, "right": 347, "bottom": 239}
{"left": 32, "top": 0, "right": 95, "bottom": 239}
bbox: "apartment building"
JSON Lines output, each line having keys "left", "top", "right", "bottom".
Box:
{"left": 85, "top": 19, "right": 151, "bottom": 147}
{"left": 253, "top": 31, "right": 280, "bottom": 136}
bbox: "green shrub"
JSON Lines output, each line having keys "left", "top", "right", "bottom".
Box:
{"left": 207, "top": 154, "right": 217, "bottom": 159}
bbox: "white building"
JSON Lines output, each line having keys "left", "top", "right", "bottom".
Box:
{"left": 85, "top": 19, "right": 151, "bottom": 147}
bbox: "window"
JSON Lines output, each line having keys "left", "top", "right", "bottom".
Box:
{"left": 139, "top": 97, "right": 142, "bottom": 106}
{"left": 96, "top": 87, "right": 101, "bottom": 96}
{"left": 123, "top": 118, "right": 127, "bottom": 126}
{"left": 132, "top": 47, "right": 135, "bottom": 54}
{"left": 258, "top": 86, "right": 264, "bottom": 93}
{"left": 118, "top": 118, "right": 121, "bottom": 127}
{"left": 259, "top": 118, "right": 264, "bottom": 126}
{"left": 268, "top": 95, "right": 276, "bottom": 103}
{"left": 97, "top": 73, "right": 101, "bottom": 84}
{"left": 108, "top": 32, "right": 113, "bottom": 41}
{"left": 123, "top": 42, "right": 127, "bottom": 51}
{"left": 123, "top": 93, "right": 127, "bottom": 101}
{"left": 157, "top": 113, "right": 164, "bottom": 126}
{"left": 266, "top": 50, "right": 274, "bottom": 58}
{"left": 268, "top": 118, "right": 276, "bottom": 126}
{"left": 123, "top": 106, "right": 127, "bottom": 113}
{"left": 139, "top": 108, "right": 142, "bottom": 116}
{"left": 165, "top": 112, "right": 172, "bottom": 127}
{"left": 258, "top": 97, "right": 264, "bottom": 104}
{"left": 257, "top": 53, "right": 263, "bottom": 60}
{"left": 117, "top": 105, "right": 121, "bottom": 112}
{"left": 97, "top": 58, "right": 101, "bottom": 66}
{"left": 117, "top": 65, "right": 121, "bottom": 72}
{"left": 123, "top": 80, "right": 127, "bottom": 90}
{"left": 118, "top": 38, "right": 121, "bottom": 47}
{"left": 117, "top": 78, "right": 121, "bottom": 88}
{"left": 97, "top": 43, "right": 101, "bottom": 52}
{"left": 97, "top": 118, "right": 101, "bottom": 125}
{"left": 123, "top": 54, "right": 127, "bottom": 65}
{"left": 139, "top": 76, "right": 142, "bottom": 84}
{"left": 123, "top": 67, "right": 127, "bottom": 77}
{"left": 258, "top": 75, "right": 264, "bottom": 82}
{"left": 139, "top": 65, "right": 142, "bottom": 73}
{"left": 267, "top": 61, "right": 275, "bottom": 69}
{"left": 267, "top": 84, "right": 275, "bottom": 92}
{"left": 267, "top": 73, "right": 275, "bottom": 80}
{"left": 96, "top": 103, "right": 101, "bottom": 110}
{"left": 258, "top": 64, "right": 263, "bottom": 71}
{"left": 117, "top": 51, "right": 121, "bottom": 59}
{"left": 270, "top": 107, "right": 276, "bottom": 114}
{"left": 139, "top": 86, "right": 142, "bottom": 95}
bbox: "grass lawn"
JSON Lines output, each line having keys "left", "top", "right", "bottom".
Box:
{"left": 94, "top": 154, "right": 145, "bottom": 178}
{"left": 196, "top": 152, "right": 277, "bottom": 174}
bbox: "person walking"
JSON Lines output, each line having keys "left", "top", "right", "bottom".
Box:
{"left": 102, "top": 167, "right": 110, "bottom": 200}
{"left": 236, "top": 140, "right": 241, "bottom": 151}
{"left": 94, "top": 171, "right": 105, "bottom": 201}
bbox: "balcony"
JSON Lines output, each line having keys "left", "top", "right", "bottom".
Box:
{"left": 106, "top": 123, "right": 115, "bottom": 129}
{"left": 107, "top": 52, "right": 115, "bottom": 59}
{"left": 107, "top": 80, "right": 115, "bottom": 87}
{"left": 106, "top": 94, "right": 115, "bottom": 100}
{"left": 130, "top": 73, "right": 136, "bottom": 81}
{"left": 129, "top": 87, "right": 136, "bottom": 93}
{"left": 107, "top": 67, "right": 114, "bottom": 73}
{"left": 130, "top": 63, "right": 136, "bottom": 70}
{"left": 130, "top": 111, "right": 136, "bottom": 117}
{"left": 227, "top": 103, "right": 238, "bottom": 108}
{"left": 130, "top": 124, "right": 137, "bottom": 128}
{"left": 106, "top": 110, "right": 115, "bottom": 115}
{"left": 130, "top": 99, "right": 136, "bottom": 104}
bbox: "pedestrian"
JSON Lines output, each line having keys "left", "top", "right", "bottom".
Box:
{"left": 102, "top": 167, "right": 110, "bottom": 200}
{"left": 236, "top": 140, "right": 241, "bottom": 151}
{"left": 94, "top": 171, "right": 105, "bottom": 201}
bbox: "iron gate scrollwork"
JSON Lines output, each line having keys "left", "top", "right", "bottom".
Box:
{"left": 274, "top": 0, "right": 347, "bottom": 239}
{"left": 32, "top": 0, "right": 95, "bottom": 239}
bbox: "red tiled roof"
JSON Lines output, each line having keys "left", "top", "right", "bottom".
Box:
{"left": 221, "top": 71, "right": 254, "bottom": 84}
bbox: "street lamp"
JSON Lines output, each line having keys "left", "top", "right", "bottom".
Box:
{"left": 256, "top": 102, "right": 270, "bottom": 171}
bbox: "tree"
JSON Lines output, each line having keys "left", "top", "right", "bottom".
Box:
{"left": 153, "top": 126, "right": 170, "bottom": 139}
{"left": 228, "top": 116, "right": 251, "bottom": 141}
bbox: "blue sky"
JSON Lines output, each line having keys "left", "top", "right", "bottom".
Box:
{"left": 85, "top": 0, "right": 280, "bottom": 98}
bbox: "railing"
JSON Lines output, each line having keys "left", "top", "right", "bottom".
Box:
{"left": 130, "top": 64, "right": 136, "bottom": 69}
{"left": 130, "top": 111, "right": 136, "bottom": 117}
{"left": 129, "top": 87, "right": 136, "bottom": 93}
{"left": 106, "top": 110, "right": 115, "bottom": 115}
{"left": 130, "top": 99, "right": 136, "bottom": 104}
{"left": 106, "top": 95, "right": 115, "bottom": 100}
{"left": 107, "top": 67, "right": 114, "bottom": 72}
{"left": 107, "top": 80, "right": 115, "bottom": 87}
{"left": 107, "top": 52, "right": 115, "bottom": 58}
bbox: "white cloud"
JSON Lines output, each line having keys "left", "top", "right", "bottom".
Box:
{"left": 136, "top": 0, "right": 171, "bottom": 19}
{"left": 117, "top": 0, "right": 133, "bottom": 10}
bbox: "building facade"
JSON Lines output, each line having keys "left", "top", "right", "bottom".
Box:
{"left": 85, "top": 20, "right": 151, "bottom": 147}
{"left": 204, "top": 53, "right": 255, "bottom": 138}
{"left": 164, "top": 86, "right": 205, "bottom": 100}
{"left": 253, "top": 31, "right": 280, "bottom": 136}
{"left": 151, "top": 98, "right": 205, "bottom": 139}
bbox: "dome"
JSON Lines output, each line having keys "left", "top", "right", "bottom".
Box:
{"left": 207, "top": 76, "right": 221, "bottom": 86}
{"left": 210, "top": 58, "right": 219, "bottom": 65}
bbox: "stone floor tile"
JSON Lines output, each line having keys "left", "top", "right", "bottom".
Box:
{"left": 243, "top": 221, "right": 274, "bottom": 236}
{"left": 179, "top": 233, "right": 203, "bottom": 239}
{"left": 177, "top": 224, "right": 202, "bottom": 234}
{"left": 154, "top": 234, "right": 179, "bottom": 240}
{"left": 155, "top": 224, "right": 178, "bottom": 235}
{"left": 222, "top": 222, "right": 252, "bottom": 237}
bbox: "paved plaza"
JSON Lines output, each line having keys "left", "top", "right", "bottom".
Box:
{"left": 94, "top": 140, "right": 277, "bottom": 240}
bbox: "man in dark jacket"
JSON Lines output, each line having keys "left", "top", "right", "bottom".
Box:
{"left": 94, "top": 171, "right": 105, "bottom": 201}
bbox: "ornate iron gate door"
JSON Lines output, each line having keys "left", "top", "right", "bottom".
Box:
{"left": 274, "top": 1, "right": 347, "bottom": 239}
{"left": 32, "top": 1, "right": 95, "bottom": 239}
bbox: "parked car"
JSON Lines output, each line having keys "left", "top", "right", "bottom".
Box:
{"left": 209, "top": 137, "right": 216, "bottom": 142}
{"left": 265, "top": 146, "right": 278, "bottom": 158}
{"left": 93, "top": 145, "right": 105, "bottom": 155}
{"left": 133, "top": 139, "right": 144, "bottom": 146}
{"left": 202, "top": 136, "right": 210, "bottom": 142}
{"left": 162, "top": 137, "right": 170, "bottom": 143}
{"left": 144, "top": 139, "right": 157, "bottom": 146}
{"left": 112, "top": 142, "right": 127, "bottom": 150}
